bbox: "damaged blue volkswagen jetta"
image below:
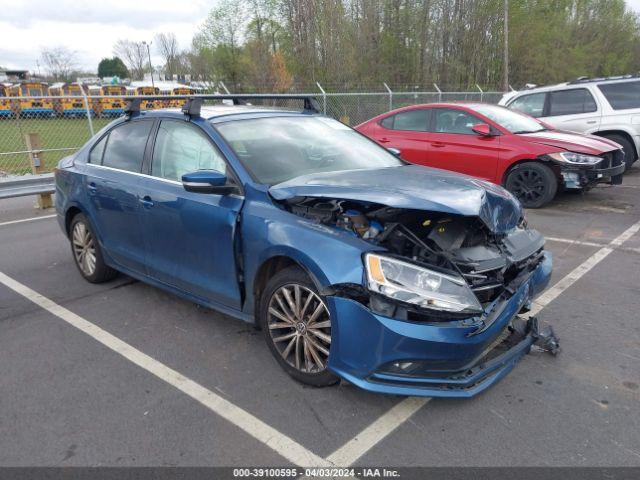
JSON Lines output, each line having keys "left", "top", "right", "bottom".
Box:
{"left": 55, "top": 95, "right": 558, "bottom": 398}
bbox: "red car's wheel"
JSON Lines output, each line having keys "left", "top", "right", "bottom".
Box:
{"left": 505, "top": 162, "right": 557, "bottom": 208}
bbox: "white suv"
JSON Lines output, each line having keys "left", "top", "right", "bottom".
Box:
{"left": 499, "top": 76, "right": 640, "bottom": 170}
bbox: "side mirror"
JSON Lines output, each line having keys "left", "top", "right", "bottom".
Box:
{"left": 182, "top": 170, "right": 235, "bottom": 195}
{"left": 387, "top": 147, "right": 402, "bottom": 157}
{"left": 472, "top": 123, "right": 493, "bottom": 136}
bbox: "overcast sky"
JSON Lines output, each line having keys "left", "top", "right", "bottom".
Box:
{"left": 2, "top": 0, "right": 640, "bottom": 74}
{"left": 0, "top": 0, "right": 211, "bottom": 73}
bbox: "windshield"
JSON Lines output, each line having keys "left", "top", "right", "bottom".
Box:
{"left": 215, "top": 116, "right": 404, "bottom": 184}
{"left": 472, "top": 104, "right": 546, "bottom": 134}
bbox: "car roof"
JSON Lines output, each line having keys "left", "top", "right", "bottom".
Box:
{"left": 141, "top": 104, "right": 307, "bottom": 121}
{"left": 385, "top": 102, "right": 504, "bottom": 111}
{"left": 510, "top": 76, "right": 640, "bottom": 96}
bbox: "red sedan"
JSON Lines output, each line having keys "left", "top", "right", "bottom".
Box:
{"left": 356, "top": 103, "right": 625, "bottom": 208}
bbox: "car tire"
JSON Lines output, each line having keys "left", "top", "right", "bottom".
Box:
{"left": 259, "top": 266, "right": 339, "bottom": 387}
{"left": 602, "top": 134, "right": 636, "bottom": 171}
{"left": 504, "top": 162, "right": 558, "bottom": 209}
{"left": 69, "top": 213, "right": 118, "bottom": 283}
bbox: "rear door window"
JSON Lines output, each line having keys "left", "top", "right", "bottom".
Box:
{"left": 380, "top": 109, "right": 429, "bottom": 131}
{"left": 597, "top": 81, "right": 640, "bottom": 110}
{"left": 102, "top": 121, "right": 153, "bottom": 173}
{"left": 88, "top": 135, "right": 107, "bottom": 164}
{"left": 508, "top": 93, "right": 546, "bottom": 117}
{"left": 548, "top": 89, "right": 597, "bottom": 116}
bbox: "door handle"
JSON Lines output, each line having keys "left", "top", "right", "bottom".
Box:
{"left": 378, "top": 138, "right": 391, "bottom": 143}
{"left": 87, "top": 182, "right": 97, "bottom": 194}
{"left": 586, "top": 120, "right": 597, "bottom": 124}
{"left": 140, "top": 195, "right": 154, "bottom": 208}
{"left": 431, "top": 142, "right": 446, "bottom": 148}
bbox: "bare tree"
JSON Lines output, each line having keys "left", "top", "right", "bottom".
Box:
{"left": 155, "top": 32, "right": 180, "bottom": 78}
{"left": 40, "top": 46, "right": 77, "bottom": 81}
{"left": 113, "top": 39, "right": 147, "bottom": 80}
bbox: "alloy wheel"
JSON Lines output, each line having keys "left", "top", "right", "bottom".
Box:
{"left": 72, "top": 221, "right": 97, "bottom": 277}
{"left": 267, "top": 284, "right": 331, "bottom": 373}
{"left": 510, "top": 168, "right": 547, "bottom": 204}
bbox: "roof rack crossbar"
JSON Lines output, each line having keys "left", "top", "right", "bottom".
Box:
{"left": 122, "top": 94, "right": 321, "bottom": 117}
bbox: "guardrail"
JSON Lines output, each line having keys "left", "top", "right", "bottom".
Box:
{"left": 0, "top": 173, "right": 55, "bottom": 200}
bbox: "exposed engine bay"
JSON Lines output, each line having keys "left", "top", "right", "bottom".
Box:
{"left": 282, "top": 196, "right": 546, "bottom": 319}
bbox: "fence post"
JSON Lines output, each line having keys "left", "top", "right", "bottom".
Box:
{"left": 433, "top": 83, "right": 442, "bottom": 102}
{"left": 316, "top": 82, "right": 327, "bottom": 114}
{"left": 476, "top": 84, "right": 484, "bottom": 102}
{"left": 24, "top": 133, "right": 53, "bottom": 209}
{"left": 383, "top": 82, "right": 393, "bottom": 111}
{"left": 219, "top": 81, "right": 231, "bottom": 94}
{"left": 79, "top": 83, "right": 94, "bottom": 137}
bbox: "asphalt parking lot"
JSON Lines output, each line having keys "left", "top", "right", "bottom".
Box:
{"left": 1, "top": 167, "right": 639, "bottom": 469}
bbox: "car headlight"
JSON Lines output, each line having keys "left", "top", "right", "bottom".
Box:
{"left": 364, "top": 253, "right": 483, "bottom": 314}
{"left": 548, "top": 152, "right": 602, "bottom": 165}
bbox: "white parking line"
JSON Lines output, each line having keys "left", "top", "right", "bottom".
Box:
{"left": 546, "top": 236, "right": 640, "bottom": 254}
{"left": 327, "top": 218, "right": 640, "bottom": 466}
{"left": 326, "top": 397, "right": 430, "bottom": 466}
{"left": 2, "top": 220, "right": 639, "bottom": 468}
{"left": 0, "top": 271, "right": 329, "bottom": 468}
{"left": 545, "top": 236, "right": 606, "bottom": 248}
{"left": 0, "top": 214, "right": 56, "bottom": 227}
{"left": 530, "top": 219, "right": 640, "bottom": 316}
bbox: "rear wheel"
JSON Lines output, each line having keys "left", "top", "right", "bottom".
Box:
{"left": 69, "top": 213, "right": 118, "bottom": 283}
{"left": 259, "top": 266, "right": 338, "bottom": 387}
{"left": 602, "top": 134, "right": 636, "bottom": 171}
{"left": 505, "top": 162, "right": 558, "bottom": 208}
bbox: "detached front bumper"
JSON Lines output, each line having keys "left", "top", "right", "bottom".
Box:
{"left": 559, "top": 150, "right": 625, "bottom": 189}
{"left": 327, "top": 252, "right": 553, "bottom": 398}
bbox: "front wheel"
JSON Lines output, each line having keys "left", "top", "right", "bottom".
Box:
{"left": 505, "top": 162, "right": 558, "bottom": 208}
{"left": 259, "top": 266, "right": 339, "bottom": 387}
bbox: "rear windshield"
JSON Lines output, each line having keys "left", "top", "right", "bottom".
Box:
{"left": 214, "top": 116, "right": 403, "bottom": 185}
{"left": 597, "top": 81, "right": 640, "bottom": 110}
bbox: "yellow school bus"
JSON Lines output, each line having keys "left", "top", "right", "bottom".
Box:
{"left": 94, "top": 85, "right": 127, "bottom": 117}
{"left": 48, "top": 83, "right": 91, "bottom": 117}
{"left": 0, "top": 84, "right": 13, "bottom": 118}
{"left": 9, "top": 82, "right": 55, "bottom": 117}
{"left": 133, "top": 86, "right": 160, "bottom": 110}
{"left": 168, "top": 86, "right": 195, "bottom": 108}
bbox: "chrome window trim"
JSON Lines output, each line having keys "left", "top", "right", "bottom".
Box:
{"left": 84, "top": 162, "right": 245, "bottom": 198}
{"left": 85, "top": 162, "right": 182, "bottom": 185}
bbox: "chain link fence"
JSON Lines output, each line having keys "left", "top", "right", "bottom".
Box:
{"left": 0, "top": 90, "right": 504, "bottom": 177}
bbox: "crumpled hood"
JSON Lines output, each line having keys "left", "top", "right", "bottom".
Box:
{"left": 519, "top": 130, "right": 620, "bottom": 155}
{"left": 269, "top": 165, "right": 523, "bottom": 234}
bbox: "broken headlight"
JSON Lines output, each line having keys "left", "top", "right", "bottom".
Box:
{"left": 364, "top": 253, "right": 483, "bottom": 314}
{"left": 548, "top": 152, "right": 602, "bottom": 166}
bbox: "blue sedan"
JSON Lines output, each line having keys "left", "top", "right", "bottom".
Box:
{"left": 55, "top": 96, "right": 557, "bottom": 397}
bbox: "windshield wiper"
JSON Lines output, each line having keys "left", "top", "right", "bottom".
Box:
{"left": 512, "top": 128, "right": 546, "bottom": 134}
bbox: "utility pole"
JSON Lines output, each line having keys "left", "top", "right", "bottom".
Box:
{"left": 142, "top": 41, "right": 155, "bottom": 88}
{"left": 503, "top": 0, "right": 509, "bottom": 92}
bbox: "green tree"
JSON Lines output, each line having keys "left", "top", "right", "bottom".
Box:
{"left": 186, "top": 0, "right": 640, "bottom": 91}
{"left": 97, "top": 57, "right": 129, "bottom": 79}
